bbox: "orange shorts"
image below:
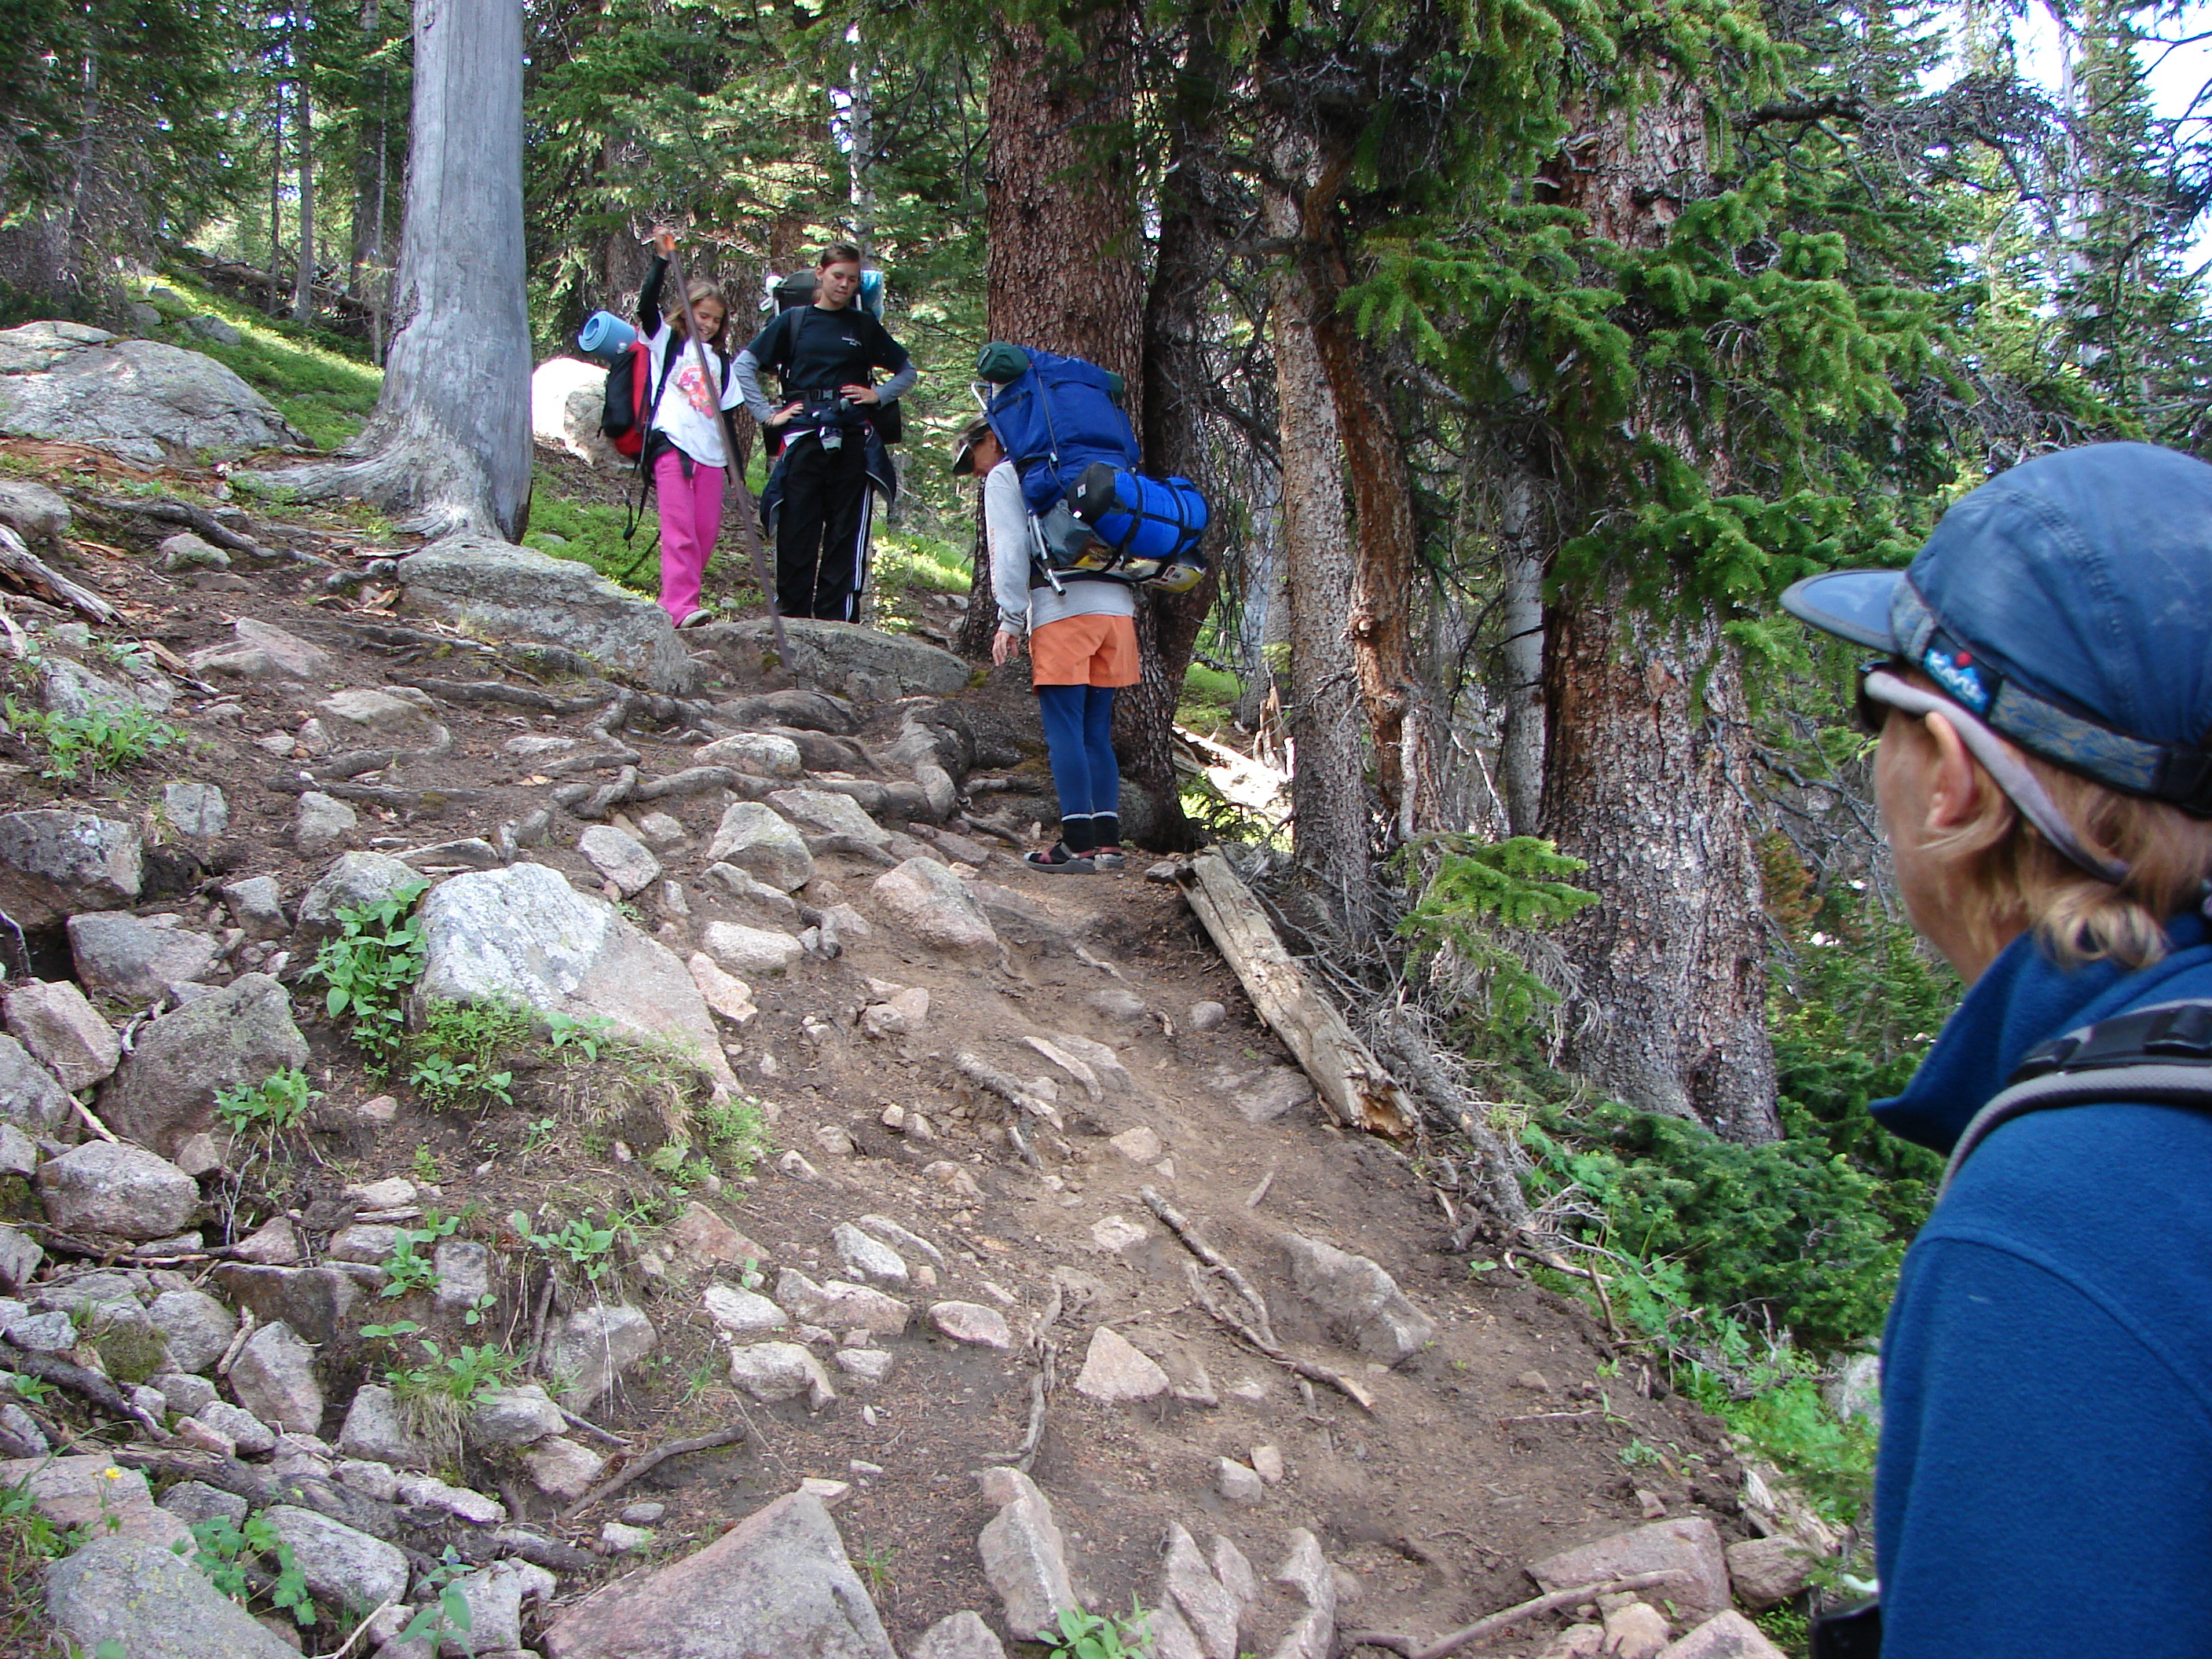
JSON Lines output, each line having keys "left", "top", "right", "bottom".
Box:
{"left": 1029, "top": 612, "right": 1141, "bottom": 687}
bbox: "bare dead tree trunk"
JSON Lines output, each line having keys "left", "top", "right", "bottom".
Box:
{"left": 291, "top": 71, "right": 316, "bottom": 324}
{"left": 1265, "top": 126, "right": 1375, "bottom": 931}
{"left": 1496, "top": 460, "right": 1547, "bottom": 836}
{"left": 262, "top": 0, "right": 530, "bottom": 540}
{"left": 267, "top": 79, "right": 285, "bottom": 313}
{"left": 1535, "top": 84, "right": 1779, "bottom": 1142}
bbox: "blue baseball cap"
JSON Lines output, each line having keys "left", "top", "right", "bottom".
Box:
{"left": 1782, "top": 441, "right": 2212, "bottom": 818}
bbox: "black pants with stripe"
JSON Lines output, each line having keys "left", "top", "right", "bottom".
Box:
{"left": 773, "top": 432, "right": 871, "bottom": 621}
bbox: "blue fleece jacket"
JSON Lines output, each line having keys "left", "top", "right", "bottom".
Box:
{"left": 1871, "top": 910, "right": 2212, "bottom": 1657}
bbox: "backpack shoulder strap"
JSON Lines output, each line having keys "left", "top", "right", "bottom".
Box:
{"left": 1942, "top": 998, "right": 2212, "bottom": 1195}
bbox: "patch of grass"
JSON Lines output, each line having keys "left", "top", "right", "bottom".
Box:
{"left": 1174, "top": 662, "right": 1240, "bottom": 731}
{"left": 874, "top": 529, "right": 969, "bottom": 594}
{"left": 2, "top": 695, "right": 179, "bottom": 781}
{"left": 132, "top": 274, "right": 382, "bottom": 452}
{"left": 522, "top": 485, "right": 657, "bottom": 596}
{"left": 697, "top": 1091, "right": 771, "bottom": 1176}
{"left": 410, "top": 999, "right": 531, "bottom": 1112}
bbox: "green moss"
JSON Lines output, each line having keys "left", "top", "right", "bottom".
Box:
{"left": 128, "top": 274, "right": 382, "bottom": 452}
{"left": 90, "top": 1320, "right": 170, "bottom": 1386}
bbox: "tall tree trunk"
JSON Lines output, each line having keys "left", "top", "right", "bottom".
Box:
{"left": 1536, "top": 83, "right": 1779, "bottom": 1141}
{"left": 267, "top": 80, "right": 285, "bottom": 313}
{"left": 267, "top": 0, "right": 530, "bottom": 540}
{"left": 1265, "top": 129, "right": 1375, "bottom": 931}
{"left": 843, "top": 35, "right": 877, "bottom": 258}
{"left": 957, "top": 9, "right": 1144, "bottom": 662}
{"left": 347, "top": 0, "right": 382, "bottom": 296}
{"left": 292, "top": 74, "right": 317, "bottom": 324}
{"left": 1496, "top": 460, "right": 1547, "bottom": 836}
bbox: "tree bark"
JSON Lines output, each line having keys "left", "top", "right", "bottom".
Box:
{"left": 265, "top": 0, "right": 532, "bottom": 541}
{"left": 958, "top": 9, "right": 1144, "bottom": 663}
{"left": 1535, "top": 82, "right": 1779, "bottom": 1141}
{"left": 1496, "top": 460, "right": 1547, "bottom": 836}
{"left": 1265, "top": 126, "right": 1375, "bottom": 930}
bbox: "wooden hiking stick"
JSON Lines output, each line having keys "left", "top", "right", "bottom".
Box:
{"left": 663, "top": 244, "right": 786, "bottom": 662}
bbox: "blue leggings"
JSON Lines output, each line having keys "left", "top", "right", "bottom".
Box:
{"left": 1036, "top": 683, "right": 1119, "bottom": 850}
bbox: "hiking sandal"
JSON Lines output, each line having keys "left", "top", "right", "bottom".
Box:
{"left": 1092, "top": 846, "right": 1126, "bottom": 870}
{"left": 1024, "top": 844, "right": 1096, "bottom": 873}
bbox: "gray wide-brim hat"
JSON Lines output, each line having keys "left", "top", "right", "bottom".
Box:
{"left": 1781, "top": 441, "right": 2212, "bottom": 818}
{"left": 950, "top": 415, "right": 994, "bottom": 478}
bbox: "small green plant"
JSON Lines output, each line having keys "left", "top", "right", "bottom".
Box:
{"left": 1, "top": 696, "right": 178, "bottom": 780}
{"left": 306, "top": 881, "right": 429, "bottom": 1073}
{"left": 214, "top": 1068, "right": 320, "bottom": 1138}
{"left": 510, "top": 1210, "right": 620, "bottom": 1281}
{"left": 857, "top": 1543, "right": 898, "bottom": 1598}
{"left": 364, "top": 1318, "right": 524, "bottom": 1407}
{"left": 408, "top": 1050, "right": 515, "bottom": 1111}
{"left": 1620, "top": 1437, "right": 1664, "bottom": 1468}
{"left": 377, "top": 1211, "right": 461, "bottom": 1299}
{"left": 174, "top": 1512, "right": 315, "bottom": 1628}
{"left": 1041, "top": 1602, "right": 1156, "bottom": 1659}
{"left": 411, "top": 1142, "right": 441, "bottom": 1185}
{"left": 697, "top": 1092, "right": 771, "bottom": 1176}
{"left": 520, "top": 1116, "right": 560, "bottom": 1157}
{"left": 398, "top": 1550, "right": 477, "bottom": 1647}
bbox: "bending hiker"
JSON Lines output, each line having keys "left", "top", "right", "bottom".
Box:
{"left": 957, "top": 414, "right": 1133, "bottom": 873}
{"left": 637, "top": 227, "right": 744, "bottom": 629}
{"left": 735, "top": 242, "right": 914, "bottom": 622}
{"left": 1782, "top": 441, "right": 2212, "bottom": 1659}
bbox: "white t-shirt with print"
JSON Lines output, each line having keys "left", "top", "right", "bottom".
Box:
{"left": 642, "top": 324, "right": 743, "bottom": 469}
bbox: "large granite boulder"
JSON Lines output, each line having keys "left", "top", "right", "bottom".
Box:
{"left": 0, "top": 323, "right": 303, "bottom": 464}
{"left": 532, "top": 357, "right": 622, "bottom": 466}
{"left": 414, "top": 862, "right": 734, "bottom": 1095}
{"left": 46, "top": 1534, "right": 299, "bottom": 1659}
{"left": 97, "top": 973, "right": 308, "bottom": 1158}
{"left": 397, "top": 534, "right": 698, "bottom": 693}
{"left": 0, "top": 810, "right": 141, "bottom": 928}
{"left": 712, "top": 618, "right": 969, "bottom": 702}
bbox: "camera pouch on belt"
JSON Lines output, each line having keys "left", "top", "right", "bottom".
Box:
{"left": 1810, "top": 1600, "right": 1881, "bottom": 1659}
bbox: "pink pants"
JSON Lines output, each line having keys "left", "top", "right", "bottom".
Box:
{"left": 654, "top": 450, "right": 724, "bottom": 624}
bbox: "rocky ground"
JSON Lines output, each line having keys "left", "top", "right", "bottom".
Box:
{"left": 0, "top": 319, "right": 1831, "bottom": 1659}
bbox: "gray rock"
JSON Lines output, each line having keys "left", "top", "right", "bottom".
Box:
{"left": 97, "top": 972, "right": 309, "bottom": 1159}
{"left": 1654, "top": 1612, "right": 1790, "bottom": 1659}
{"left": 221, "top": 874, "right": 289, "bottom": 939}
{"left": 833, "top": 1348, "right": 892, "bottom": 1382}
{"left": 1074, "top": 1325, "right": 1169, "bottom": 1402}
{"left": 0, "top": 1121, "right": 33, "bottom": 1177}
{"left": 334, "top": 1458, "right": 399, "bottom": 1502}
{"left": 830, "top": 1222, "right": 908, "bottom": 1287}
{"left": 148, "top": 1290, "right": 237, "bottom": 1374}
{"left": 0, "top": 478, "right": 70, "bottom": 543}
{"left": 1276, "top": 1232, "right": 1436, "bottom": 1363}
{"left": 1221, "top": 1064, "right": 1314, "bottom": 1123}
{"left": 296, "top": 790, "right": 359, "bottom": 855}
{"left": 718, "top": 617, "right": 968, "bottom": 703}
{"left": 152, "top": 1372, "right": 218, "bottom": 1414}
{"left": 1215, "top": 1458, "right": 1264, "bottom": 1505}
{"left": 702, "top": 802, "right": 814, "bottom": 892}
{"left": 911, "top": 1610, "right": 1007, "bottom": 1659}
{"left": 314, "top": 684, "right": 439, "bottom": 742}
{"left": 1724, "top": 1536, "right": 1819, "bottom": 1612}
{"left": 621, "top": 1502, "right": 667, "bottom": 1525}
{"left": 1188, "top": 999, "right": 1229, "bottom": 1032}
{"left": 533, "top": 356, "right": 624, "bottom": 467}
{"left": 66, "top": 911, "right": 218, "bottom": 1002}
{"left": 263, "top": 1503, "right": 411, "bottom": 1610}
{"left": 185, "top": 315, "right": 243, "bottom": 347}
{"left": 542, "top": 1303, "right": 656, "bottom": 1412}
{"left": 1528, "top": 1518, "right": 1733, "bottom": 1623}
{"left": 297, "top": 851, "right": 423, "bottom": 936}
{"left": 577, "top": 825, "right": 661, "bottom": 897}
{"left": 414, "top": 862, "right": 734, "bottom": 1097}
{"left": 928, "top": 1300, "right": 1013, "bottom": 1351}
{"left": 159, "top": 531, "right": 231, "bottom": 572}
{"left": 397, "top": 534, "right": 698, "bottom": 694}
{"left": 700, "top": 919, "right": 803, "bottom": 979}
{"left": 124, "top": 302, "right": 162, "bottom": 332}
{"left": 44, "top": 1534, "right": 300, "bottom": 1659}
{"left": 189, "top": 617, "right": 339, "bottom": 681}
{"left": 1162, "top": 1522, "right": 1240, "bottom": 1659}
{"left": 540, "top": 1489, "right": 895, "bottom": 1659}
{"left": 198, "top": 1400, "right": 276, "bottom": 1455}
{"left": 159, "top": 1478, "right": 250, "bottom": 1525}
{"left": 0, "top": 331, "right": 304, "bottom": 464}
{"left": 870, "top": 858, "right": 998, "bottom": 960}
{"left": 441, "top": 1560, "right": 537, "bottom": 1654}
{"left": 212, "top": 1264, "right": 365, "bottom": 1348}
{"left": 701, "top": 1284, "right": 787, "bottom": 1338}
{"left": 434, "top": 1239, "right": 493, "bottom": 1313}
{"left": 227, "top": 1320, "right": 324, "bottom": 1434}
{"left": 855, "top": 1214, "right": 944, "bottom": 1269}
{"left": 394, "top": 1469, "right": 505, "bottom": 1525}
{"left": 777, "top": 1270, "right": 909, "bottom": 1336}
{"left": 694, "top": 731, "right": 804, "bottom": 778}
{"left": 339, "top": 1382, "right": 430, "bottom": 1467}
{"left": 521, "top": 1435, "right": 606, "bottom": 1500}
{"left": 703, "top": 861, "right": 801, "bottom": 917}
{"left": 161, "top": 782, "right": 229, "bottom": 838}
{"left": 467, "top": 1384, "right": 565, "bottom": 1450}
{"left": 35, "top": 654, "right": 170, "bottom": 720}
{"left": 37, "top": 1141, "right": 197, "bottom": 1240}
{"left": 725, "top": 1341, "right": 835, "bottom": 1407}
{"left": 4, "top": 977, "right": 119, "bottom": 1092}
{"left": 0, "top": 1034, "right": 74, "bottom": 1136}
{"left": 1269, "top": 1529, "right": 1338, "bottom": 1659}
{"left": 975, "top": 1467, "right": 1078, "bottom": 1642}
{"left": 5, "top": 1309, "right": 73, "bottom": 1351}
{"left": 767, "top": 786, "right": 891, "bottom": 848}
{"left": 0, "top": 1223, "right": 43, "bottom": 1292}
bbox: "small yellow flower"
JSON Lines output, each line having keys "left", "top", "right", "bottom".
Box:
{"left": 101, "top": 1467, "right": 123, "bottom": 1481}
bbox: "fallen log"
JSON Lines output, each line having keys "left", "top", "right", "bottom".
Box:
{"left": 0, "top": 526, "right": 118, "bottom": 623}
{"left": 1174, "top": 849, "right": 1418, "bottom": 1137}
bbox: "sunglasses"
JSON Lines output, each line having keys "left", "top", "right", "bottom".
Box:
{"left": 1853, "top": 659, "right": 1909, "bottom": 735}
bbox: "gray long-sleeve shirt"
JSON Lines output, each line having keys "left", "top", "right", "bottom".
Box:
{"left": 986, "top": 460, "right": 1135, "bottom": 636}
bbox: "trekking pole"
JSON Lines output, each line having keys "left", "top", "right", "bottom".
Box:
{"left": 664, "top": 244, "right": 787, "bottom": 665}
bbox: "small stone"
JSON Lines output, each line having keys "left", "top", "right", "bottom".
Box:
{"left": 1604, "top": 1602, "right": 1672, "bottom": 1659}
{"left": 263, "top": 1505, "right": 410, "bottom": 1610}
{"left": 799, "top": 1476, "right": 851, "bottom": 1507}
{"left": 1251, "top": 1444, "right": 1285, "bottom": 1485}
{"left": 778, "top": 1149, "right": 821, "bottom": 1181}
{"left": 602, "top": 1520, "right": 654, "bottom": 1554}
{"left": 337, "top": 1383, "right": 428, "bottom": 1468}
{"left": 151, "top": 1372, "right": 218, "bottom": 1414}
{"left": 1074, "top": 1325, "right": 1170, "bottom": 1403}
{"left": 346, "top": 1176, "right": 416, "bottom": 1209}
{"left": 229, "top": 1215, "right": 304, "bottom": 1265}
{"left": 1278, "top": 1232, "right": 1436, "bottom": 1364}
{"left": 702, "top": 1283, "right": 789, "bottom": 1337}
{"left": 834, "top": 1348, "right": 893, "bottom": 1382}
{"left": 1108, "top": 1125, "right": 1163, "bottom": 1163}
{"left": 635, "top": 811, "right": 688, "bottom": 849}
{"left": 36, "top": 1141, "right": 199, "bottom": 1241}
{"left": 295, "top": 791, "right": 358, "bottom": 855}
{"left": 334, "top": 1459, "right": 400, "bottom": 1503}
{"left": 221, "top": 876, "right": 289, "bottom": 939}
{"left": 775, "top": 1269, "right": 909, "bottom": 1335}
{"left": 702, "top": 920, "right": 804, "bottom": 979}
{"left": 1215, "top": 1458, "right": 1265, "bottom": 1505}
{"left": 1640, "top": 1488, "right": 1668, "bottom": 1520}
{"left": 1089, "top": 1215, "right": 1148, "bottom": 1253}
{"left": 814, "top": 1123, "right": 856, "bottom": 1157}
{"left": 199, "top": 1401, "right": 276, "bottom": 1456}
{"left": 665, "top": 1202, "right": 770, "bottom": 1272}
{"left": 1516, "top": 1369, "right": 1554, "bottom": 1393}
{"left": 522, "top": 1436, "right": 606, "bottom": 1501}
{"left": 703, "top": 800, "right": 815, "bottom": 892}
{"left": 5, "top": 978, "right": 120, "bottom": 1093}
{"left": 579, "top": 824, "right": 662, "bottom": 896}
{"left": 1529, "top": 1519, "right": 1733, "bottom": 1623}
{"left": 542, "top": 1304, "right": 656, "bottom": 1412}
{"left": 725, "top": 1342, "right": 835, "bottom": 1408}
{"left": 467, "top": 1383, "right": 567, "bottom": 1450}
{"left": 173, "top": 1415, "right": 236, "bottom": 1456}
{"left": 1188, "top": 1000, "right": 1229, "bottom": 1032}
{"left": 831, "top": 1221, "right": 909, "bottom": 1287}
{"left": 159, "top": 1478, "right": 250, "bottom": 1526}
{"left": 227, "top": 1320, "right": 323, "bottom": 1434}
{"left": 1724, "top": 1536, "right": 1819, "bottom": 1611}
{"left": 921, "top": 1159, "right": 984, "bottom": 1198}
{"left": 976, "top": 1467, "right": 1079, "bottom": 1639}
{"left": 1536, "top": 1626, "right": 1607, "bottom": 1659}
{"left": 621, "top": 1501, "right": 666, "bottom": 1525}
{"left": 912, "top": 1610, "right": 1009, "bottom": 1659}
{"left": 394, "top": 1470, "right": 505, "bottom": 1525}
{"left": 928, "top": 1301, "right": 1014, "bottom": 1350}
{"left": 688, "top": 953, "right": 760, "bottom": 1026}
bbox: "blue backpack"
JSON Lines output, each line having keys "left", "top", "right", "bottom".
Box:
{"left": 977, "top": 343, "right": 1209, "bottom": 593}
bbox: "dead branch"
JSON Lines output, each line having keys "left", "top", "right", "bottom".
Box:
{"left": 1180, "top": 1260, "right": 1379, "bottom": 1416}
{"left": 1175, "top": 850, "right": 1418, "bottom": 1137}
{"left": 0, "top": 526, "right": 118, "bottom": 623}
{"left": 557, "top": 1405, "right": 630, "bottom": 1447}
{"left": 998, "top": 1280, "right": 1064, "bottom": 1469}
{"left": 1245, "top": 1163, "right": 1279, "bottom": 1208}
{"left": 952, "top": 1053, "right": 1066, "bottom": 1131}
{"left": 1141, "top": 1185, "right": 1276, "bottom": 1346}
{"left": 0, "top": 1336, "right": 159, "bottom": 1432}
{"left": 1340, "top": 1569, "right": 1691, "bottom": 1659}
{"left": 559, "top": 1424, "right": 752, "bottom": 1520}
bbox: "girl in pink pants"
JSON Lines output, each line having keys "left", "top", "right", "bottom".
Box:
{"left": 638, "top": 229, "right": 744, "bottom": 628}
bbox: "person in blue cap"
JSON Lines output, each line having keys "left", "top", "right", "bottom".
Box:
{"left": 1780, "top": 441, "right": 2212, "bottom": 1658}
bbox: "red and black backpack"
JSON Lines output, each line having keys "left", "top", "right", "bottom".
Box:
{"left": 600, "top": 339, "right": 680, "bottom": 460}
